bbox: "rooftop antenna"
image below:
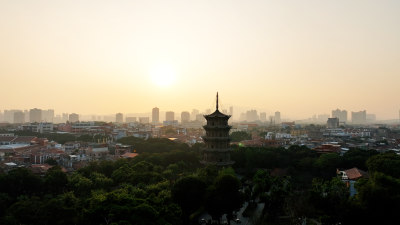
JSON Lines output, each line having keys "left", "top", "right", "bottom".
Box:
{"left": 216, "top": 92, "right": 219, "bottom": 111}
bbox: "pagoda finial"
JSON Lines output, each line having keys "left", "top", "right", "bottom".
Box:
{"left": 216, "top": 92, "right": 219, "bottom": 111}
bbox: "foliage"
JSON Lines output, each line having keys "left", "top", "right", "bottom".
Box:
{"left": 230, "top": 131, "right": 252, "bottom": 142}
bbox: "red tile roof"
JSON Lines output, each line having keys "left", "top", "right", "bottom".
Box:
{"left": 344, "top": 167, "right": 369, "bottom": 180}
{"left": 121, "top": 152, "right": 139, "bottom": 158}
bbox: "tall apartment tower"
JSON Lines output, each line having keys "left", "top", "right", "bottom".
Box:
{"left": 201, "top": 93, "right": 234, "bottom": 166}
{"left": 13, "top": 111, "right": 25, "bottom": 124}
{"left": 260, "top": 112, "right": 267, "bottom": 121}
{"left": 29, "top": 108, "right": 42, "bottom": 123}
{"left": 152, "top": 107, "right": 159, "bottom": 124}
{"left": 181, "top": 111, "right": 190, "bottom": 123}
{"left": 42, "top": 109, "right": 54, "bottom": 122}
{"left": 332, "top": 109, "right": 348, "bottom": 123}
{"left": 116, "top": 113, "right": 123, "bottom": 123}
{"left": 166, "top": 111, "right": 174, "bottom": 121}
{"left": 275, "top": 111, "right": 281, "bottom": 124}
{"left": 352, "top": 110, "right": 367, "bottom": 124}
{"left": 69, "top": 113, "right": 79, "bottom": 123}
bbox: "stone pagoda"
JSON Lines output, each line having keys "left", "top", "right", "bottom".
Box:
{"left": 201, "top": 93, "right": 234, "bottom": 166}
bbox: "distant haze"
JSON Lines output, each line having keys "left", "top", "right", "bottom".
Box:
{"left": 1, "top": 1, "right": 400, "bottom": 120}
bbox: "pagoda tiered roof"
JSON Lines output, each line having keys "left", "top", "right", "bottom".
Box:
{"left": 204, "top": 109, "right": 231, "bottom": 119}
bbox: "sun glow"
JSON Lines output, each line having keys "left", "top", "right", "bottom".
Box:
{"left": 149, "top": 64, "right": 177, "bottom": 87}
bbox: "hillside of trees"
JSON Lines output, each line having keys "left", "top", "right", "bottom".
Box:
{"left": 1, "top": 138, "right": 400, "bottom": 224}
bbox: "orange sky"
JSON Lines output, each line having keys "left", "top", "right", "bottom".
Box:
{"left": 1, "top": 1, "right": 400, "bottom": 120}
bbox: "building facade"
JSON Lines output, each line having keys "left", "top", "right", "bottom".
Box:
{"left": 352, "top": 110, "right": 367, "bottom": 124}
{"left": 30, "top": 108, "right": 42, "bottom": 123}
{"left": 116, "top": 113, "right": 123, "bottom": 123}
{"left": 332, "top": 109, "right": 348, "bottom": 123}
{"left": 181, "top": 111, "right": 190, "bottom": 123}
{"left": 165, "top": 111, "right": 174, "bottom": 121}
{"left": 69, "top": 113, "right": 79, "bottom": 123}
{"left": 327, "top": 118, "right": 339, "bottom": 128}
{"left": 152, "top": 107, "right": 159, "bottom": 124}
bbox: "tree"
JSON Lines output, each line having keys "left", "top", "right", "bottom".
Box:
{"left": 45, "top": 166, "right": 68, "bottom": 194}
{"left": 353, "top": 172, "right": 400, "bottom": 225}
{"left": 366, "top": 152, "right": 400, "bottom": 178}
{"left": 172, "top": 176, "right": 206, "bottom": 224}
{"left": 206, "top": 174, "right": 244, "bottom": 225}
{"left": 0, "top": 168, "right": 43, "bottom": 197}
{"left": 230, "top": 131, "right": 252, "bottom": 142}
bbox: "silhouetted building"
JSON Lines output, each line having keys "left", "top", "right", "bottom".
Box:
{"left": 116, "top": 113, "right": 123, "bottom": 123}
{"left": 181, "top": 111, "right": 190, "bottom": 123}
{"left": 327, "top": 118, "right": 339, "bottom": 128}
{"left": 275, "top": 111, "right": 281, "bottom": 124}
{"left": 30, "top": 108, "right": 42, "bottom": 123}
{"left": 201, "top": 93, "right": 234, "bottom": 166}
{"left": 69, "top": 113, "right": 79, "bottom": 123}
{"left": 152, "top": 107, "right": 159, "bottom": 124}
{"left": 166, "top": 111, "right": 174, "bottom": 121}
{"left": 352, "top": 110, "right": 367, "bottom": 124}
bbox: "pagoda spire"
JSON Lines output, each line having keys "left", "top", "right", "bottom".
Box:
{"left": 216, "top": 92, "right": 219, "bottom": 111}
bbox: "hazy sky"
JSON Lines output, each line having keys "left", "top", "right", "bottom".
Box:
{"left": 1, "top": 0, "right": 400, "bottom": 119}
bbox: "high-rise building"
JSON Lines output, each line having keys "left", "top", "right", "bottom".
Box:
{"left": 260, "top": 112, "right": 267, "bottom": 121}
{"left": 116, "top": 113, "right": 123, "bottom": 123}
{"left": 30, "top": 108, "right": 42, "bottom": 123}
{"left": 42, "top": 109, "right": 54, "bottom": 122}
{"left": 13, "top": 111, "right": 25, "bottom": 124}
{"left": 332, "top": 109, "right": 348, "bottom": 123}
{"left": 327, "top": 118, "right": 339, "bottom": 128}
{"left": 352, "top": 110, "right": 367, "bottom": 124}
{"left": 181, "top": 111, "right": 190, "bottom": 123}
{"left": 275, "top": 111, "right": 281, "bottom": 124}
{"left": 4, "top": 110, "right": 22, "bottom": 123}
{"left": 246, "top": 110, "right": 259, "bottom": 122}
{"left": 191, "top": 109, "right": 199, "bottom": 121}
{"left": 69, "top": 113, "right": 79, "bottom": 123}
{"left": 152, "top": 107, "right": 159, "bottom": 124}
{"left": 62, "top": 113, "right": 69, "bottom": 123}
{"left": 196, "top": 114, "right": 205, "bottom": 122}
{"left": 166, "top": 111, "right": 174, "bottom": 121}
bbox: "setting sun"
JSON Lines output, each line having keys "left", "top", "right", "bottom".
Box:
{"left": 149, "top": 64, "right": 177, "bottom": 87}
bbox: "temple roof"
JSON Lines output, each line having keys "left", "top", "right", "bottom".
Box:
{"left": 204, "top": 109, "right": 231, "bottom": 119}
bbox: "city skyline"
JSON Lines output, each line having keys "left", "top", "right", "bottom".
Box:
{"left": 1, "top": 1, "right": 400, "bottom": 119}
{"left": 0, "top": 105, "right": 396, "bottom": 123}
